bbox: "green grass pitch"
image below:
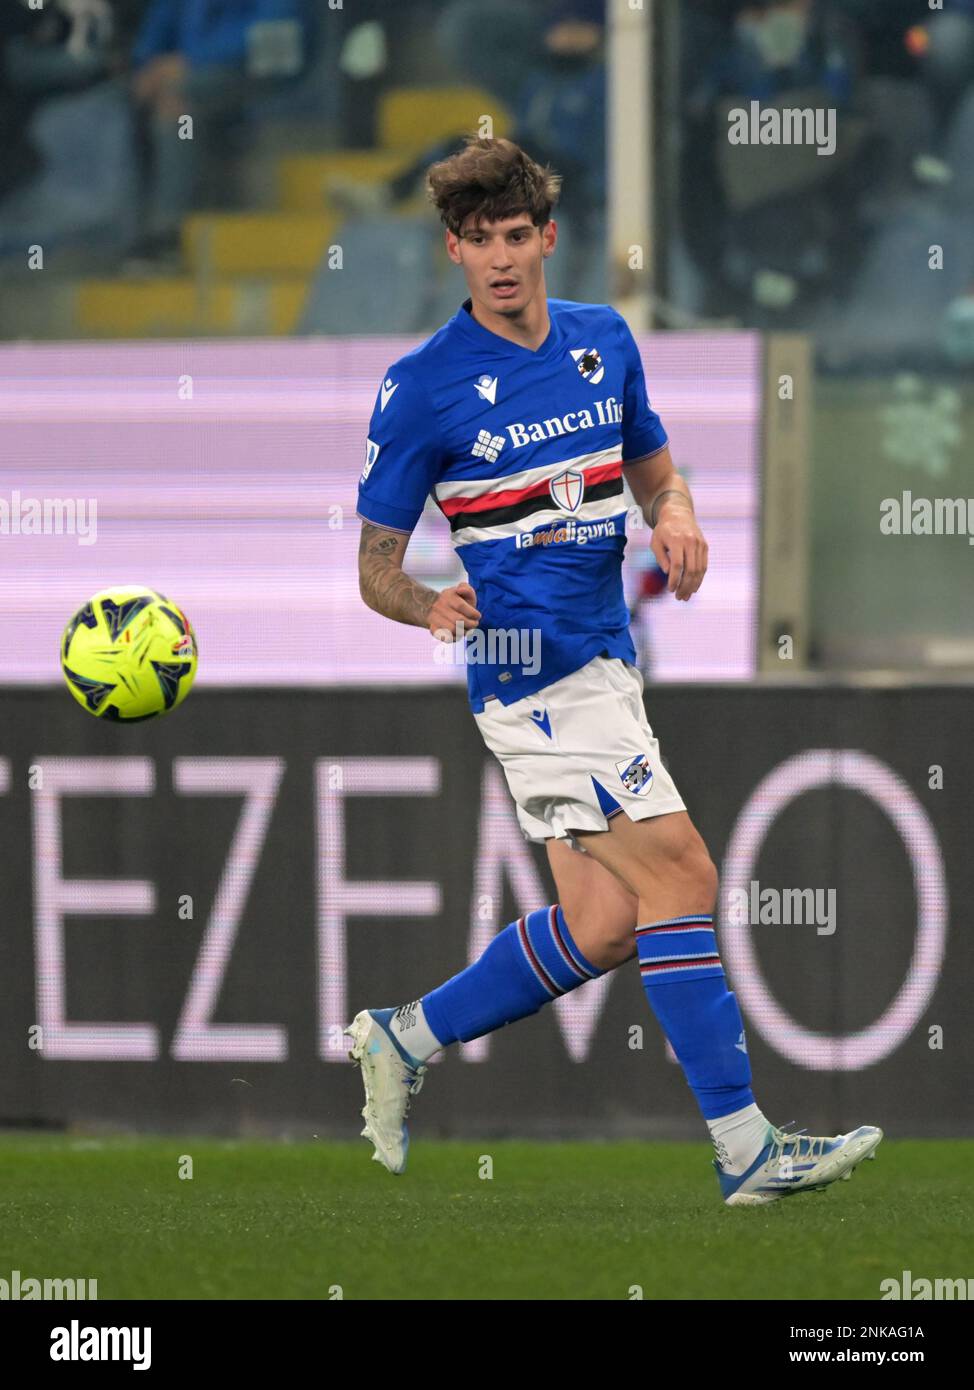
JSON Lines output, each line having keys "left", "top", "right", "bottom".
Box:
{"left": 0, "top": 1135, "right": 969, "bottom": 1300}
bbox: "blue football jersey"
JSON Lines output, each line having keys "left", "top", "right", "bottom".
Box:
{"left": 357, "top": 297, "right": 669, "bottom": 712}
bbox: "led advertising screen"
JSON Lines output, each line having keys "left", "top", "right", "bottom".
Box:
{"left": 0, "top": 334, "right": 760, "bottom": 686}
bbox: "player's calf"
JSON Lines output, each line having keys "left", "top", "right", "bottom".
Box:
{"left": 347, "top": 903, "right": 609, "bottom": 1173}
{"left": 547, "top": 834, "right": 639, "bottom": 969}
{"left": 576, "top": 812, "right": 883, "bottom": 1204}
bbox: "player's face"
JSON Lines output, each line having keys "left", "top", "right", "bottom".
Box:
{"left": 447, "top": 215, "right": 557, "bottom": 319}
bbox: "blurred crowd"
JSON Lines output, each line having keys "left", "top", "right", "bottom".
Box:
{"left": 677, "top": 0, "right": 974, "bottom": 368}
{"left": 0, "top": 0, "right": 971, "bottom": 366}
{"left": 330, "top": 0, "right": 605, "bottom": 223}
{"left": 0, "top": 0, "right": 318, "bottom": 266}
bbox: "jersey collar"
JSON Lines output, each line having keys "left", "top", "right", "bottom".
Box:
{"left": 452, "top": 297, "right": 561, "bottom": 360}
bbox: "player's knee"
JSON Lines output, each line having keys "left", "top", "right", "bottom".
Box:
{"left": 666, "top": 832, "right": 717, "bottom": 910}
{"left": 593, "top": 927, "right": 637, "bottom": 970}
{"left": 631, "top": 824, "right": 718, "bottom": 911}
{"left": 560, "top": 900, "right": 636, "bottom": 970}
{"left": 688, "top": 845, "right": 719, "bottom": 912}
{"left": 597, "top": 918, "right": 638, "bottom": 966}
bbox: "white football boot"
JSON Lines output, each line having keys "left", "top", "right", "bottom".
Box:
{"left": 716, "top": 1121, "right": 883, "bottom": 1206}
{"left": 345, "top": 1009, "right": 427, "bottom": 1175}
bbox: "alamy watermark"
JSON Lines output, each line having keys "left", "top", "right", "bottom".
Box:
{"left": 727, "top": 101, "right": 836, "bottom": 156}
{"left": 1, "top": 1268, "right": 97, "bottom": 1299}
{"left": 51, "top": 1321, "right": 150, "bottom": 1370}
{"left": 0, "top": 492, "right": 97, "bottom": 545}
{"left": 433, "top": 622, "right": 541, "bottom": 677}
{"left": 881, "top": 1270, "right": 974, "bottom": 1300}
{"left": 725, "top": 879, "right": 836, "bottom": 935}
{"left": 881, "top": 492, "right": 974, "bottom": 544}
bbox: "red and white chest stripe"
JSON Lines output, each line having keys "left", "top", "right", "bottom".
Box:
{"left": 434, "top": 446, "right": 627, "bottom": 546}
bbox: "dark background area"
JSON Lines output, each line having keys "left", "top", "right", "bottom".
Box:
{"left": 0, "top": 683, "right": 967, "bottom": 1140}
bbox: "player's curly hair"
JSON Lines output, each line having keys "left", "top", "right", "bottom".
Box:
{"left": 426, "top": 136, "right": 561, "bottom": 235}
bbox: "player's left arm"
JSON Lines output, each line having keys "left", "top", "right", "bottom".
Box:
{"left": 625, "top": 446, "right": 709, "bottom": 601}
{"left": 614, "top": 306, "right": 708, "bottom": 601}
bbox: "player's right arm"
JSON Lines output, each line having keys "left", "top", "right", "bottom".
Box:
{"left": 357, "top": 522, "right": 481, "bottom": 639}
{"left": 356, "top": 365, "right": 480, "bottom": 641}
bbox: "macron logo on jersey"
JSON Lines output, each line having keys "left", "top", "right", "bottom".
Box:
{"left": 379, "top": 378, "right": 398, "bottom": 411}
{"left": 528, "top": 707, "right": 552, "bottom": 739}
{"left": 474, "top": 375, "right": 498, "bottom": 404}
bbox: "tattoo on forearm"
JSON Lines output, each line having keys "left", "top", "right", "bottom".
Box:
{"left": 365, "top": 532, "right": 399, "bottom": 557}
{"left": 363, "top": 566, "right": 437, "bottom": 627}
{"left": 358, "top": 523, "right": 438, "bottom": 627}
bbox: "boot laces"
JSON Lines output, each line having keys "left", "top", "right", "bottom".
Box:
{"left": 768, "top": 1120, "right": 829, "bottom": 1166}
{"left": 402, "top": 1062, "right": 427, "bottom": 1112}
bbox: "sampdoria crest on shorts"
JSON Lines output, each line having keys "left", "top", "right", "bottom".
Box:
{"left": 616, "top": 752, "right": 653, "bottom": 794}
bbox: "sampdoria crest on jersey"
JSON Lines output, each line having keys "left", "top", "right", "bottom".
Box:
{"left": 616, "top": 752, "right": 653, "bottom": 795}
{"left": 570, "top": 347, "right": 605, "bottom": 385}
{"left": 548, "top": 467, "right": 584, "bottom": 514}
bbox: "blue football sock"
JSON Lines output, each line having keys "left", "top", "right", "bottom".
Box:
{"left": 421, "top": 905, "right": 605, "bottom": 1046}
{"left": 636, "top": 913, "right": 754, "bottom": 1120}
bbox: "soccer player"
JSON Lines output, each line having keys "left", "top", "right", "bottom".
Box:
{"left": 348, "top": 136, "right": 881, "bottom": 1205}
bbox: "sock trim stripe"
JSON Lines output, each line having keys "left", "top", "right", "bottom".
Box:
{"left": 636, "top": 916, "right": 713, "bottom": 936}
{"left": 549, "top": 905, "right": 598, "bottom": 981}
{"left": 640, "top": 955, "right": 722, "bottom": 975}
{"left": 516, "top": 916, "right": 561, "bottom": 998}
{"left": 640, "top": 913, "right": 713, "bottom": 921}
{"left": 642, "top": 950, "right": 722, "bottom": 964}
{"left": 636, "top": 926, "right": 715, "bottom": 941}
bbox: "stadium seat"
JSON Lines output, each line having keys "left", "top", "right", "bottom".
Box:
{"left": 543, "top": 215, "right": 576, "bottom": 301}
{"left": 547, "top": 214, "right": 609, "bottom": 305}
{"left": 0, "top": 80, "right": 138, "bottom": 261}
{"left": 377, "top": 87, "right": 511, "bottom": 151}
{"left": 278, "top": 151, "right": 413, "bottom": 213}
{"left": 421, "top": 267, "right": 470, "bottom": 332}
{"left": 75, "top": 277, "right": 308, "bottom": 337}
{"left": 571, "top": 214, "right": 609, "bottom": 306}
{"left": 182, "top": 212, "right": 338, "bottom": 276}
{"left": 298, "top": 216, "right": 438, "bottom": 334}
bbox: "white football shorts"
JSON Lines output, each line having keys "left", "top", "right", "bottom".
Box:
{"left": 472, "top": 654, "right": 687, "bottom": 845}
